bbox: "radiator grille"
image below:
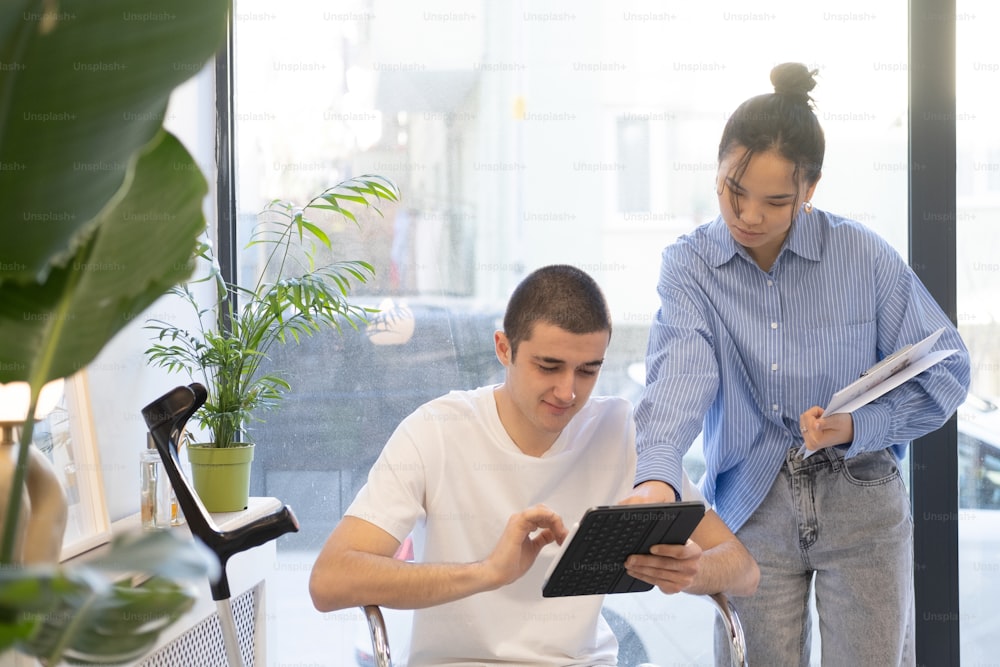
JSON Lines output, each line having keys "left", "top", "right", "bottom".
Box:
{"left": 137, "top": 581, "right": 262, "bottom": 667}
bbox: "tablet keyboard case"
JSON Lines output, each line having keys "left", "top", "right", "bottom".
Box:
{"left": 542, "top": 502, "right": 705, "bottom": 597}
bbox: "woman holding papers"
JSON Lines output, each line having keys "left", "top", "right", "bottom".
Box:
{"left": 627, "top": 62, "right": 970, "bottom": 666}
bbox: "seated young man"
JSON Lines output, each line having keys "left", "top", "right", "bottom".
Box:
{"left": 309, "top": 264, "right": 759, "bottom": 666}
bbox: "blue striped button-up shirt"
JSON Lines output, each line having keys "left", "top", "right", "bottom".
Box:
{"left": 634, "top": 209, "right": 971, "bottom": 532}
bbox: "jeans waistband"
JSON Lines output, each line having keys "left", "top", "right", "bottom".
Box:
{"left": 784, "top": 444, "right": 847, "bottom": 474}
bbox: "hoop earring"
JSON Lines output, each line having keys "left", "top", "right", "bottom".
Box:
{"left": 803, "top": 201, "right": 813, "bottom": 213}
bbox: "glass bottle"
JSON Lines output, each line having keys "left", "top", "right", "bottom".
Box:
{"left": 169, "top": 480, "right": 185, "bottom": 526}
{"left": 140, "top": 435, "right": 172, "bottom": 529}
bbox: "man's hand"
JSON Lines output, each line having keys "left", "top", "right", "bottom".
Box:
{"left": 617, "top": 480, "right": 678, "bottom": 505}
{"left": 311, "top": 508, "right": 569, "bottom": 611}
{"left": 800, "top": 406, "right": 854, "bottom": 453}
{"left": 481, "top": 504, "right": 568, "bottom": 589}
{"left": 624, "top": 540, "right": 703, "bottom": 594}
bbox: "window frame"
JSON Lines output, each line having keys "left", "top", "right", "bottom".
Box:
{"left": 909, "top": 0, "right": 960, "bottom": 663}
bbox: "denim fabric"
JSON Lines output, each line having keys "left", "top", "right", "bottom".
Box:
{"left": 718, "top": 446, "right": 915, "bottom": 667}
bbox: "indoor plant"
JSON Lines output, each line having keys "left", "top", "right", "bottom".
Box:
{"left": 0, "top": 0, "right": 228, "bottom": 662}
{"left": 144, "top": 175, "right": 398, "bottom": 511}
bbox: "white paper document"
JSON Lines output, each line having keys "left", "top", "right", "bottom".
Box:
{"left": 799, "top": 327, "right": 958, "bottom": 458}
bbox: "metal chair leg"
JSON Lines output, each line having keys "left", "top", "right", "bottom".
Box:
{"left": 362, "top": 605, "right": 392, "bottom": 667}
{"left": 360, "top": 596, "right": 746, "bottom": 667}
{"left": 706, "top": 592, "right": 748, "bottom": 667}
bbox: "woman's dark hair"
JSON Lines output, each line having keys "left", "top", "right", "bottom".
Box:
{"left": 717, "top": 62, "right": 825, "bottom": 211}
{"left": 503, "top": 264, "right": 612, "bottom": 359}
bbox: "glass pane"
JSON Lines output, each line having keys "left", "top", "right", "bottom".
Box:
{"left": 956, "top": 2, "right": 1000, "bottom": 663}
{"left": 232, "top": 1, "right": 907, "bottom": 664}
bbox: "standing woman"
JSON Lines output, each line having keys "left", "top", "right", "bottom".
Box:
{"left": 628, "top": 63, "right": 970, "bottom": 666}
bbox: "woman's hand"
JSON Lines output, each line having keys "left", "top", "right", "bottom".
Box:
{"left": 799, "top": 406, "right": 854, "bottom": 452}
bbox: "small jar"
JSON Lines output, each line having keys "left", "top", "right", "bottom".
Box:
{"left": 140, "top": 435, "right": 172, "bottom": 529}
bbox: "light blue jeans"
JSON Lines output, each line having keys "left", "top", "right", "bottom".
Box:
{"left": 718, "top": 446, "right": 915, "bottom": 667}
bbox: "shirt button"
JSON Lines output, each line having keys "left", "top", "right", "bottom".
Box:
{"left": 771, "top": 404, "right": 780, "bottom": 411}
{"left": 767, "top": 279, "right": 774, "bottom": 286}
{"left": 770, "top": 322, "right": 778, "bottom": 329}
{"left": 771, "top": 363, "right": 779, "bottom": 371}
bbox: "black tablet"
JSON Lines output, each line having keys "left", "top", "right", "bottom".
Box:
{"left": 541, "top": 501, "right": 706, "bottom": 597}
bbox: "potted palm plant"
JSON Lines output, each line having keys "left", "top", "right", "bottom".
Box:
{"left": 144, "top": 175, "right": 398, "bottom": 511}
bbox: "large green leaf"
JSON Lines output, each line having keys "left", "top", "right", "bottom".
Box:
{"left": 0, "top": 531, "right": 218, "bottom": 666}
{"left": 0, "top": 0, "right": 231, "bottom": 661}
{"left": 0, "top": 0, "right": 229, "bottom": 283}
{"left": 0, "top": 129, "right": 208, "bottom": 384}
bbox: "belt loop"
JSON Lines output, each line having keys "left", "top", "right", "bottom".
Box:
{"left": 822, "top": 446, "right": 842, "bottom": 471}
{"left": 786, "top": 445, "right": 800, "bottom": 468}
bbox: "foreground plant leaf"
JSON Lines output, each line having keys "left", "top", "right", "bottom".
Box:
{"left": 0, "top": 530, "right": 218, "bottom": 665}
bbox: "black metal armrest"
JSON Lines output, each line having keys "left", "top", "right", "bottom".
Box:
{"left": 362, "top": 605, "right": 392, "bottom": 667}
{"left": 704, "top": 592, "right": 747, "bottom": 667}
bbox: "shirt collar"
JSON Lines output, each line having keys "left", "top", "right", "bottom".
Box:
{"left": 702, "top": 210, "right": 823, "bottom": 269}
{"left": 786, "top": 209, "right": 823, "bottom": 262}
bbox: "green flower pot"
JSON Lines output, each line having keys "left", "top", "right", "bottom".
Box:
{"left": 186, "top": 443, "right": 254, "bottom": 512}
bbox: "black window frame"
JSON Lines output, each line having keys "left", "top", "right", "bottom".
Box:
{"left": 910, "top": 1, "right": 960, "bottom": 663}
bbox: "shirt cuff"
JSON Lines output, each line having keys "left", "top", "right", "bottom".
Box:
{"left": 635, "top": 456, "right": 685, "bottom": 503}
{"left": 844, "top": 402, "right": 892, "bottom": 458}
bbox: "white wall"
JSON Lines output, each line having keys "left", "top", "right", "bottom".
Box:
{"left": 88, "top": 65, "right": 218, "bottom": 522}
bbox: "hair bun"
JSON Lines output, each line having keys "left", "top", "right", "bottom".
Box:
{"left": 770, "top": 62, "right": 818, "bottom": 102}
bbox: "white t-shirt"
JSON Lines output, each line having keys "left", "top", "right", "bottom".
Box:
{"left": 347, "top": 385, "right": 704, "bottom": 666}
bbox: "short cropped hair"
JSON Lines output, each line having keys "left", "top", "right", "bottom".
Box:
{"left": 503, "top": 264, "right": 612, "bottom": 359}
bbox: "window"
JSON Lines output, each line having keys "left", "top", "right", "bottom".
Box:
{"left": 616, "top": 117, "right": 651, "bottom": 212}
{"left": 958, "top": 429, "right": 1000, "bottom": 511}
{"left": 957, "top": 2, "right": 1000, "bottom": 661}
{"left": 221, "top": 1, "right": 976, "bottom": 664}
